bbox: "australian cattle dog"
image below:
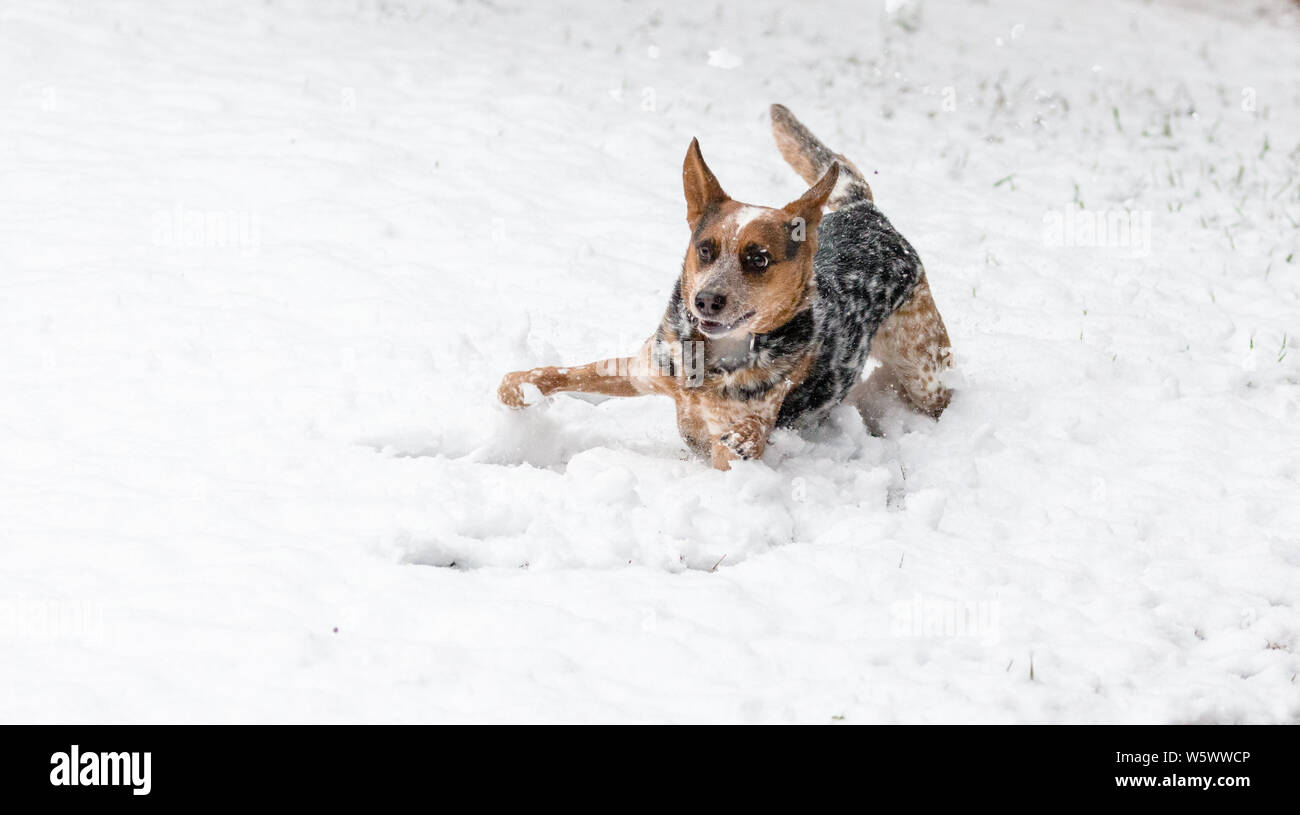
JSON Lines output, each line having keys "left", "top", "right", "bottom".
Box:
{"left": 498, "top": 105, "right": 954, "bottom": 470}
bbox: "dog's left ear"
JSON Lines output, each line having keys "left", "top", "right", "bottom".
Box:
{"left": 782, "top": 162, "right": 839, "bottom": 225}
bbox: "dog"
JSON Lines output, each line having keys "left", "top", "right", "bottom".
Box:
{"left": 498, "top": 105, "right": 953, "bottom": 470}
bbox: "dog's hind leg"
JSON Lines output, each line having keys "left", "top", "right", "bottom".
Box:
{"left": 866, "top": 270, "right": 953, "bottom": 419}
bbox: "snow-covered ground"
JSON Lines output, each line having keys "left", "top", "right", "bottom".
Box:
{"left": 1, "top": 0, "right": 1297, "bottom": 723}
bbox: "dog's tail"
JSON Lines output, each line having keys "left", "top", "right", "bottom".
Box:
{"left": 770, "top": 104, "right": 872, "bottom": 211}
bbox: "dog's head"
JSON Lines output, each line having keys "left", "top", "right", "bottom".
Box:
{"left": 679, "top": 138, "right": 838, "bottom": 338}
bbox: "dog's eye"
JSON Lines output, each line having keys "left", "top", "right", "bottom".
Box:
{"left": 744, "top": 251, "right": 770, "bottom": 271}
{"left": 697, "top": 243, "right": 714, "bottom": 263}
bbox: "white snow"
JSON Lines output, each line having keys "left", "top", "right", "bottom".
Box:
{"left": 1, "top": 0, "right": 1298, "bottom": 723}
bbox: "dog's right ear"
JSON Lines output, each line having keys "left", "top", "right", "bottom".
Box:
{"left": 683, "top": 138, "right": 729, "bottom": 226}
{"left": 782, "top": 162, "right": 839, "bottom": 226}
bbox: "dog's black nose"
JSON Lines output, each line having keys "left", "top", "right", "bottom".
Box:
{"left": 694, "top": 290, "right": 727, "bottom": 316}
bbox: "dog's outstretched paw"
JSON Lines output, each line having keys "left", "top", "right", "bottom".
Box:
{"left": 497, "top": 371, "right": 546, "bottom": 409}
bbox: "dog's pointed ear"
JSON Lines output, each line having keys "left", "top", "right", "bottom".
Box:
{"left": 782, "top": 162, "right": 839, "bottom": 225}
{"left": 683, "top": 138, "right": 729, "bottom": 225}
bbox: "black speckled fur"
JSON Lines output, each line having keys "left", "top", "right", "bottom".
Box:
{"left": 660, "top": 197, "right": 923, "bottom": 427}
{"left": 779, "top": 199, "right": 923, "bottom": 426}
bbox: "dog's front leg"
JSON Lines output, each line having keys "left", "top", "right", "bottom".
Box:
{"left": 498, "top": 340, "right": 673, "bottom": 408}
{"left": 498, "top": 359, "right": 639, "bottom": 407}
{"left": 699, "top": 361, "right": 810, "bottom": 470}
{"left": 710, "top": 413, "right": 776, "bottom": 470}
{"left": 699, "top": 388, "right": 789, "bottom": 471}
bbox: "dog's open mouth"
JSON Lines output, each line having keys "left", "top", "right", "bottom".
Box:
{"left": 696, "top": 311, "right": 755, "bottom": 338}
